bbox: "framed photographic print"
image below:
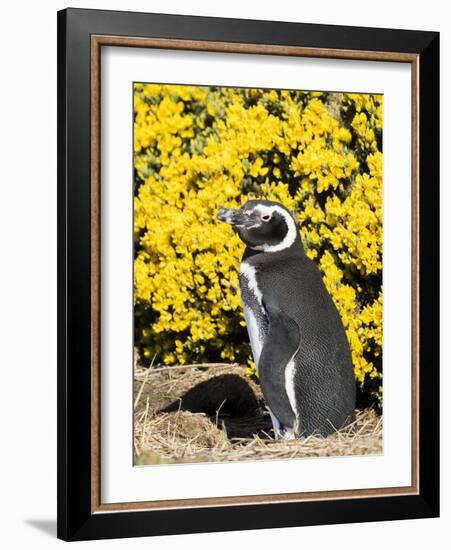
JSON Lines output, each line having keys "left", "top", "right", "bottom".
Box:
{"left": 57, "top": 8, "right": 439, "bottom": 541}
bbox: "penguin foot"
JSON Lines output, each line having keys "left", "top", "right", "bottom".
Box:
{"left": 268, "top": 409, "right": 297, "bottom": 440}
{"left": 275, "top": 426, "right": 296, "bottom": 440}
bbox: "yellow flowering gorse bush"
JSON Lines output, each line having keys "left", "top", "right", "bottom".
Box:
{"left": 134, "top": 84, "right": 383, "bottom": 404}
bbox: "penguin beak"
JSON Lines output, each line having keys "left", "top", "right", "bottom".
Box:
{"left": 216, "top": 208, "right": 246, "bottom": 226}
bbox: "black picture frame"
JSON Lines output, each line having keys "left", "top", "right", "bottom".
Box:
{"left": 57, "top": 7, "right": 439, "bottom": 541}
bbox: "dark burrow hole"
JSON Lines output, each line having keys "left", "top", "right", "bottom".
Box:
{"left": 159, "top": 373, "right": 273, "bottom": 439}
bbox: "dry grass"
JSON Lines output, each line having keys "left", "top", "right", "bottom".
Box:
{"left": 134, "top": 363, "right": 382, "bottom": 466}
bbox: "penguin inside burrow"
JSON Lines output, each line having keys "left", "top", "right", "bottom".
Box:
{"left": 217, "top": 200, "right": 356, "bottom": 439}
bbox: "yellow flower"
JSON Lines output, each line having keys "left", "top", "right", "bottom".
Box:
{"left": 134, "top": 83, "right": 383, "bottom": 403}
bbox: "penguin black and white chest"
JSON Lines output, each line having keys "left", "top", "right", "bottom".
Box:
{"left": 217, "top": 200, "right": 356, "bottom": 438}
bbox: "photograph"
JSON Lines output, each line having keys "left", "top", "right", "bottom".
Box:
{"left": 132, "top": 83, "right": 384, "bottom": 465}
{"left": 55, "top": 7, "right": 440, "bottom": 541}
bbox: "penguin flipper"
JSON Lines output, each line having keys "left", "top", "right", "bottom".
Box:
{"left": 258, "top": 303, "right": 300, "bottom": 430}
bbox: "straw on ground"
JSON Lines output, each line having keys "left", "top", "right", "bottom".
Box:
{"left": 134, "top": 363, "right": 382, "bottom": 466}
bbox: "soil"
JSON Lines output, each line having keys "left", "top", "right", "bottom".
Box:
{"left": 134, "top": 363, "right": 382, "bottom": 465}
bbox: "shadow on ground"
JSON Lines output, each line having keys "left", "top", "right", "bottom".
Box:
{"left": 25, "top": 519, "right": 57, "bottom": 537}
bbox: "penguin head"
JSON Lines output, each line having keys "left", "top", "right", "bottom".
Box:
{"left": 217, "top": 200, "right": 299, "bottom": 253}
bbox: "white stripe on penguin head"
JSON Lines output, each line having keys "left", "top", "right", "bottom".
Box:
{"left": 251, "top": 205, "right": 298, "bottom": 253}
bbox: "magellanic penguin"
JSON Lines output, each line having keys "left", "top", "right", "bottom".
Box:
{"left": 217, "top": 200, "right": 356, "bottom": 439}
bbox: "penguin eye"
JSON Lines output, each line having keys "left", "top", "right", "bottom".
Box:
{"left": 261, "top": 214, "right": 271, "bottom": 222}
